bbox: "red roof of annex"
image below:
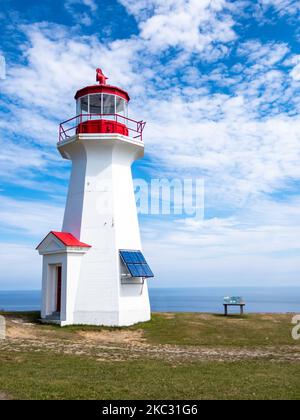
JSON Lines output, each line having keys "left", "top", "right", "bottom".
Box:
{"left": 36, "top": 231, "right": 91, "bottom": 249}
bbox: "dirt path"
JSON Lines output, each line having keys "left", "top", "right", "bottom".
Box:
{"left": 0, "top": 316, "right": 299, "bottom": 363}
{"left": 1, "top": 337, "right": 300, "bottom": 362}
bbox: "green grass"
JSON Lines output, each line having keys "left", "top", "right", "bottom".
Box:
{"left": 0, "top": 351, "right": 300, "bottom": 400}
{"left": 2, "top": 311, "right": 297, "bottom": 348}
{"left": 132, "top": 313, "right": 298, "bottom": 347}
{"left": 0, "top": 311, "right": 40, "bottom": 321}
{"left": 1, "top": 312, "right": 299, "bottom": 399}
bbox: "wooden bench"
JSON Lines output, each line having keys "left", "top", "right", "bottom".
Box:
{"left": 223, "top": 297, "right": 245, "bottom": 316}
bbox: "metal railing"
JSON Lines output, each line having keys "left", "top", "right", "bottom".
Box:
{"left": 59, "top": 113, "right": 146, "bottom": 142}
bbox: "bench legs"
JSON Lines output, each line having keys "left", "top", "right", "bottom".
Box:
{"left": 224, "top": 304, "right": 244, "bottom": 316}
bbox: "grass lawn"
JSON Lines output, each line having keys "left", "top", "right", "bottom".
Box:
{"left": 0, "top": 351, "right": 300, "bottom": 400}
{"left": 2, "top": 311, "right": 296, "bottom": 347}
{"left": 132, "top": 313, "right": 298, "bottom": 347}
{"left": 0, "top": 312, "right": 299, "bottom": 399}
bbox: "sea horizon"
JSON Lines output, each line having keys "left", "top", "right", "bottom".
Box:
{"left": 0, "top": 286, "right": 300, "bottom": 314}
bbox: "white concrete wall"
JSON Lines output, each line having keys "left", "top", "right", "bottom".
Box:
{"left": 58, "top": 134, "right": 151, "bottom": 326}
{"left": 62, "top": 252, "right": 84, "bottom": 326}
{"left": 112, "top": 142, "right": 151, "bottom": 325}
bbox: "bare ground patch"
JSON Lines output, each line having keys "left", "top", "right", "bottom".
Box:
{"left": 77, "top": 329, "right": 145, "bottom": 345}
{"left": 7, "top": 320, "right": 39, "bottom": 340}
{"left": 0, "top": 391, "right": 11, "bottom": 400}
{"left": 158, "top": 313, "right": 176, "bottom": 319}
{"left": 1, "top": 313, "right": 300, "bottom": 364}
{"left": 1, "top": 337, "right": 300, "bottom": 363}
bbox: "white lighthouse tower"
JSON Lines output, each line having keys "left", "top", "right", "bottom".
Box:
{"left": 37, "top": 69, "right": 153, "bottom": 326}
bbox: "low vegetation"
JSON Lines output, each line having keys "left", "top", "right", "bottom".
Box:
{"left": 133, "top": 312, "right": 298, "bottom": 347}
{"left": 0, "top": 311, "right": 299, "bottom": 400}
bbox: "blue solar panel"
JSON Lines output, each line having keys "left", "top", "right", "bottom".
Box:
{"left": 126, "top": 262, "right": 143, "bottom": 277}
{"left": 143, "top": 264, "right": 154, "bottom": 277}
{"left": 120, "top": 250, "right": 154, "bottom": 278}
{"left": 121, "top": 251, "right": 146, "bottom": 264}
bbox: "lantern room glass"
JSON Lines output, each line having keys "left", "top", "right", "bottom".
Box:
{"left": 79, "top": 96, "right": 89, "bottom": 113}
{"left": 77, "top": 94, "right": 127, "bottom": 119}
{"left": 103, "top": 94, "right": 115, "bottom": 115}
{"left": 89, "top": 94, "right": 101, "bottom": 114}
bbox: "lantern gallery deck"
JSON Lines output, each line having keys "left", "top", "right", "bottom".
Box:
{"left": 59, "top": 113, "right": 146, "bottom": 142}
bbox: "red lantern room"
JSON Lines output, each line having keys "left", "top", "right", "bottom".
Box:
{"left": 59, "top": 69, "right": 146, "bottom": 142}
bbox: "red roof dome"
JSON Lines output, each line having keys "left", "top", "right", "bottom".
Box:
{"left": 75, "top": 84, "right": 130, "bottom": 102}
{"left": 75, "top": 69, "right": 130, "bottom": 102}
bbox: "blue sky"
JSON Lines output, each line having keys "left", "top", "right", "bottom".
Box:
{"left": 1, "top": 0, "right": 300, "bottom": 290}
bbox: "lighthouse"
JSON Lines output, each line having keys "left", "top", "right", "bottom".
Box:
{"left": 36, "top": 69, "right": 153, "bottom": 326}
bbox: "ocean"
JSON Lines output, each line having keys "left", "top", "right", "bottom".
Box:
{"left": 0, "top": 287, "right": 300, "bottom": 313}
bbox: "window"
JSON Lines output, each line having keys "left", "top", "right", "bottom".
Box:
{"left": 116, "top": 97, "right": 125, "bottom": 116}
{"left": 103, "top": 94, "right": 115, "bottom": 115}
{"left": 77, "top": 94, "right": 128, "bottom": 117}
{"left": 79, "top": 96, "right": 89, "bottom": 113}
{"left": 89, "top": 94, "right": 101, "bottom": 114}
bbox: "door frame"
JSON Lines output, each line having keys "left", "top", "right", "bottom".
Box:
{"left": 56, "top": 265, "right": 62, "bottom": 313}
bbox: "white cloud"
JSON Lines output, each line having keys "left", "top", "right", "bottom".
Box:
{"left": 0, "top": 105, "right": 58, "bottom": 145}
{"left": 3, "top": 20, "right": 300, "bottom": 211}
{"left": 2, "top": 23, "right": 142, "bottom": 106}
{"left": 0, "top": 243, "right": 41, "bottom": 290}
{"left": 65, "top": 0, "right": 98, "bottom": 26}
{"left": 237, "top": 40, "right": 289, "bottom": 67}
{"left": 142, "top": 196, "right": 300, "bottom": 287}
{"left": 0, "top": 54, "right": 6, "bottom": 79}
{"left": 120, "top": 0, "right": 236, "bottom": 57}
{"left": 257, "top": 0, "right": 300, "bottom": 17}
{"left": 1, "top": 4, "right": 300, "bottom": 288}
{"left": 290, "top": 60, "right": 300, "bottom": 81}
{"left": 0, "top": 196, "right": 64, "bottom": 289}
{"left": 81, "top": 0, "right": 97, "bottom": 12}
{"left": 138, "top": 93, "right": 300, "bottom": 208}
{"left": 0, "top": 196, "right": 63, "bottom": 237}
